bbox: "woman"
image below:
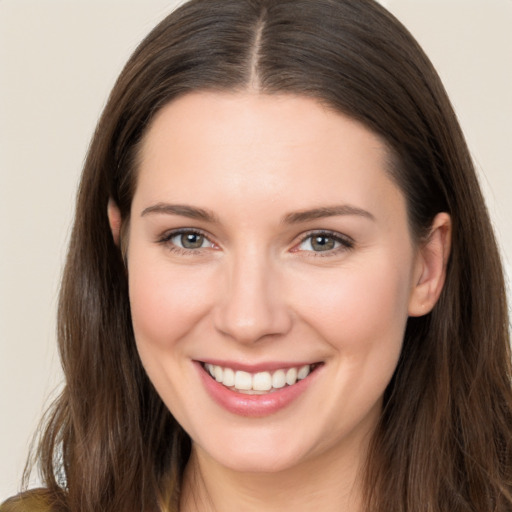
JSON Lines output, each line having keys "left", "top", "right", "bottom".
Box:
{"left": 2, "top": 0, "right": 511, "bottom": 510}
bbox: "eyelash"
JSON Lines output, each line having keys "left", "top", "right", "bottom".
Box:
{"left": 157, "top": 229, "right": 354, "bottom": 257}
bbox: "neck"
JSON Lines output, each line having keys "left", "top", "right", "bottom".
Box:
{"left": 180, "top": 433, "right": 371, "bottom": 512}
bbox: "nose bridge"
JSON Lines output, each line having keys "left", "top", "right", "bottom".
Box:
{"left": 214, "top": 243, "right": 292, "bottom": 343}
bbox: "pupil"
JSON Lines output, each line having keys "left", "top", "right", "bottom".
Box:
{"left": 182, "top": 233, "right": 203, "bottom": 249}
{"left": 312, "top": 236, "right": 334, "bottom": 251}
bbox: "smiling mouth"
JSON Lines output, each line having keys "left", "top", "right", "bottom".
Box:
{"left": 201, "top": 362, "right": 322, "bottom": 395}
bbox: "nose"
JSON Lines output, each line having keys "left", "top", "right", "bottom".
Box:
{"left": 213, "top": 250, "right": 293, "bottom": 344}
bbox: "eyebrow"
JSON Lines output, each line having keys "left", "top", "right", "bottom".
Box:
{"left": 141, "top": 203, "right": 219, "bottom": 223}
{"left": 282, "top": 205, "right": 375, "bottom": 224}
{"left": 140, "top": 202, "right": 374, "bottom": 224}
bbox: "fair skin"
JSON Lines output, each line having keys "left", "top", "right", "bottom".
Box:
{"left": 109, "top": 92, "right": 450, "bottom": 512}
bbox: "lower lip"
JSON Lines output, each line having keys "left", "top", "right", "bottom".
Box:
{"left": 195, "top": 362, "right": 320, "bottom": 417}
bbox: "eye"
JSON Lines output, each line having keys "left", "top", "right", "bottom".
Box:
{"left": 159, "top": 229, "right": 216, "bottom": 253}
{"left": 172, "top": 232, "right": 210, "bottom": 249}
{"left": 295, "top": 231, "right": 354, "bottom": 254}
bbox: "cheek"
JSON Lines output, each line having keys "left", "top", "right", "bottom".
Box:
{"left": 290, "top": 256, "right": 413, "bottom": 353}
{"left": 291, "top": 257, "right": 412, "bottom": 430}
{"left": 127, "top": 255, "right": 216, "bottom": 417}
{"left": 128, "top": 256, "right": 214, "bottom": 353}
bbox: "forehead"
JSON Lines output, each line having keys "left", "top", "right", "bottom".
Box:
{"left": 134, "top": 91, "right": 405, "bottom": 226}
{"left": 140, "top": 91, "right": 390, "bottom": 163}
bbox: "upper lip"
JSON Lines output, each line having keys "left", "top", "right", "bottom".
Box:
{"left": 197, "top": 359, "right": 322, "bottom": 373}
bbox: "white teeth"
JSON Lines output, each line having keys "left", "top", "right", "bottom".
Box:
{"left": 223, "top": 367, "right": 235, "bottom": 387}
{"left": 253, "top": 372, "right": 272, "bottom": 391}
{"left": 272, "top": 369, "right": 286, "bottom": 389}
{"left": 286, "top": 367, "right": 298, "bottom": 386}
{"left": 298, "top": 365, "right": 310, "bottom": 380}
{"left": 234, "top": 370, "right": 253, "bottom": 390}
{"left": 204, "top": 363, "right": 315, "bottom": 393}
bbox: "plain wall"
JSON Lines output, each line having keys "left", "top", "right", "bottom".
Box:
{"left": 1, "top": 0, "right": 511, "bottom": 500}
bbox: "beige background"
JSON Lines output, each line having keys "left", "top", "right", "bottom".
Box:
{"left": 1, "top": 0, "right": 511, "bottom": 500}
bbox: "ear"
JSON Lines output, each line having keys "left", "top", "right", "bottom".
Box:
{"left": 107, "top": 198, "right": 122, "bottom": 246}
{"left": 408, "top": 212, "right": 452, "bottom": 317}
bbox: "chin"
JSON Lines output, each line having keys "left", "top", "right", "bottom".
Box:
{"left": 193, "top": 425, "right": 320, "bottom": 475}
{"left": 210, "top": 449, "right": 307, "bottom": 474}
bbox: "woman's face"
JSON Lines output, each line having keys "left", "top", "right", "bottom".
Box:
{"left": 126, "top": 92, "right": 429, "bottom": 474}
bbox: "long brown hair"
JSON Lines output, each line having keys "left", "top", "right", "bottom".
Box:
{"left": 2, "top": 0, "right": 510, "bottom": 511}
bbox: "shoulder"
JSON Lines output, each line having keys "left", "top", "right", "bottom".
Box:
{"left": 0, "top": 489, "right": 67, "bottom": 512}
